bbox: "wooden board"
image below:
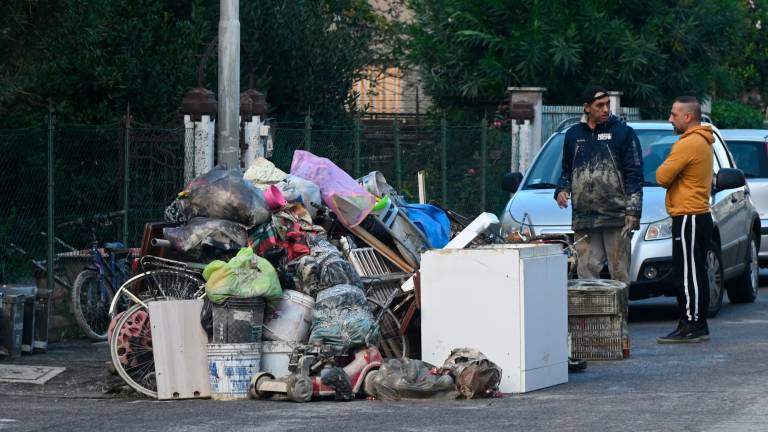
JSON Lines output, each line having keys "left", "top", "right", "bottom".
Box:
{"left": 350, "top": 225, "right": 415, "bottom": 274}
{"left": 149, "top": 299, "right": 211, "bottom": 400}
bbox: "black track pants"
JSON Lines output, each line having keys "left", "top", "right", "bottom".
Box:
{"left": 672, "top": 213, "right": 713, "bottom": 324}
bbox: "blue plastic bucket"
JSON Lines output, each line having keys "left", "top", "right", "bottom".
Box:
{"left": 207, "top": 342, "right": 262, "bottom": 400}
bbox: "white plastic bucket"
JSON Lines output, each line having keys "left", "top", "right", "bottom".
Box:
{"left": 263, "top": 290, "right": 314, "bottom": 342}
{"left": 261, "top": 341, "right": 299, "bottom": 377}
{"left": 207, "top": 343, "right": 262, "bottom": 400}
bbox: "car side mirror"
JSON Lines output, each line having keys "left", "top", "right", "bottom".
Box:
{"left": 501, "top": 172, "right": 524, "bottom": 193}
{"left": 715, "top": 168, "right": 746, "bottom": 191}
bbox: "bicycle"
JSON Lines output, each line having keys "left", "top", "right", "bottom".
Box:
{"left": 66, "top": 211, "right": 135, "bottom": 340}
{"left": 108, "top": 253, "right": 208, "bottom": 398}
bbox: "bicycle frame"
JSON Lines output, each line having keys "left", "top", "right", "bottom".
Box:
{"left": 87, "top": 242, "right": 131, "bottom": 310}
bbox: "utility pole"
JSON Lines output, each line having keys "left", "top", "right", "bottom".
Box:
{"left": 217, "top": 0, "right": 240, "bottom": 169}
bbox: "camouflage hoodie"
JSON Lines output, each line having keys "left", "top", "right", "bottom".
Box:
{"left": 555, "top": 115, "right": 644, "bottom": 230}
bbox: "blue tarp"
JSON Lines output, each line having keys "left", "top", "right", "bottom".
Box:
{"left": 401, "top": 203, "right": 451, "bottom": 249}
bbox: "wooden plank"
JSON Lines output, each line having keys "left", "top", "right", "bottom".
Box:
{"left": 149, "top": 299, "right": 211, "bottom": 400}
{"left": 350, "top": 225, "right": 415, "bottom": 274}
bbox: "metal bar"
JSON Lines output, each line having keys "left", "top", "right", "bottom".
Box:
{"left": 123, "top": 105, "right": 131, "bottom": 244}
{"left": 441, "top": 116, "right": 447, "bottom": 206}
{"left": 354, "top": 116, "right": 361, "bottom": 178}
{"left": 393, "top": 118, "right": 402, "bottom": 190}
{"left": 46, "top": 105, "right": 55, "bottom": 296}
{"left": 304, "top": 111, "right": 312, "bottom": 151}
{"left": 481, "top": 117, "right": 487, "bottom": 212}
{"left": 417, "top": 170, "right": 426, "bottom": 204}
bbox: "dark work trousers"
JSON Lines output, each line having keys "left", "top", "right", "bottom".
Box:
{"left": 672, "top": 213, "right": 713, "bottom": 324}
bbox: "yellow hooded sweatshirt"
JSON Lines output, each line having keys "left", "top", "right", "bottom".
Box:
{"left": 656, "top": 125, "right": 714, "bottom": 216}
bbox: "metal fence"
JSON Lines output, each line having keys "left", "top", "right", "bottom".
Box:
{"left": 0, "top": 116, "right": 186, "bottom": 283}
{"left": 4, "top": 108, "right": 650, "bottom": 283}
{"left": 542, "top": 105, "right": 642, "bottom": 142}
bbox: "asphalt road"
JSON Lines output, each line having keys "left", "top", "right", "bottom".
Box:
{"left": 3, "top": 279, "right": 768, "bottom": 431}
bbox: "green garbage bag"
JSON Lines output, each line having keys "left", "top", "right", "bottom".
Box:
{"left": 203, "top": 247, "right": 283, "bottom": 306}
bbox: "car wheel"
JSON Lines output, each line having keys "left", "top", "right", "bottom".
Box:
{"left": 726, "top": 233, "right": 759, "bottom": 303}
{"left": 707, "top": 241, "right": 725, "bottom": 318}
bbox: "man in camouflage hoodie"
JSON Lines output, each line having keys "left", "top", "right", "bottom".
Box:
{"left": 554, "top": 86, "right": 644, "bottom": 284}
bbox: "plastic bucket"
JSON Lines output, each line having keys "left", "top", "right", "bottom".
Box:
{"left": 263, "top": 290, "right": 314, "bottom": 343}
{"left": 212, "top": 297, "right": 265, "bottom": 344}
{"left": 261, "top": 341, "right": 299, "bottom": 377}
{"left": 207, "top": 342, "right": 262, "bottom": 400}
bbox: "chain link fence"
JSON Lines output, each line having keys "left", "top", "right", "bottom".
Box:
{"left": 270, "top": 119, "right": 515, "bottom": 219}
{"left": 0, "top": 118, "right": 186, "bottom": 284}
{"left": 0, "top": 115, "right": 525, "bottom": 283}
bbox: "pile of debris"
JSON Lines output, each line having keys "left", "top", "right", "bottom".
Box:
{"left": 108, "top": 149, "right": 503, "bottom": 402}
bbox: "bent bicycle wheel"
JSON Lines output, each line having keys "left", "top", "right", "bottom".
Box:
{"left": 110, "top": 303, "right": 157, "bottom": 397}
{"left": 367, "top": 298, "right": 408, "bottom": 358}
{"left": 72, "top": 269, "right": 113, "bottom": 341}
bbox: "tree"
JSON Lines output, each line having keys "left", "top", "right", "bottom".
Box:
{"left": 240, "top": 0, "right": 399, "bottom": 123}
{"left": 406, "top": 0, "right": 750, "bottom": 118}
{"left": 732, "top": 0, "right": 768, "bottom": 111}
{"left": 0, "top": 0, "right": 213, "bottom": 126}
{"left": 0, "top": 0, "right": 397, "bottom": 126}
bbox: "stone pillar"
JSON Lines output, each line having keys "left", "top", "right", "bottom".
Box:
{"left": 608, "top": 91, "right": 623, "bottom": 118}
{"left": 240, "top": 89, "right": 270, "bottom": 170}
{"left": 183, "top": 115, "right": 215, "bottom": 183}
{"left": 507, "top": 86, "right": 546, "bottom": 152}
{"left": 242, "top": 115, "right": 272, "bottom": 169}
{"left": 181, "top": 87, "right": 217, "bottom": 183}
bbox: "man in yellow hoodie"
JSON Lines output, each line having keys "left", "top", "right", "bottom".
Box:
{"left": 656, "top": 96, "right": 714, "bottom": 343}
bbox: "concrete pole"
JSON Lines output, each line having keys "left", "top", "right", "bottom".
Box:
{"left": 506, "top": 87, "right": 545, "bottom": 153}
{"left": 217, "top": 0, "right": 240, "bottom": 169}
{"left": 608, "top": 91, "right": 623, "bottom": 119}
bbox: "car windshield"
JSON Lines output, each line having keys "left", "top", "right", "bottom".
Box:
{"left": 726, "top": 140, "right": 768, "bottom": 178}
{"left": 523, "top": 128, "right": 676, "bottom": 189}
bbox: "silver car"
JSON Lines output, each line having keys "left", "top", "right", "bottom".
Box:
{"left": 500, "top": 121, "right": 761, "bottom": 316}
{"left": 720, "top": 129, "right": 768, "bottom": 266}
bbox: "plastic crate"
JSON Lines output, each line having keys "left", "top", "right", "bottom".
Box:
{"left": 569, "top": 315, "right": 623, "bottom": 360}
{"left": 567, "top": 279, "right": 627, "bottom": 316}
{"left": 212, "top": 297, "right": 265, "bottom": 344}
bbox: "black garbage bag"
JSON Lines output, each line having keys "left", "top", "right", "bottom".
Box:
{"left": 440, "top": 348, "right": 502, "bottom": 399}
{"left": 162, "top": 218, "right": 247, "bottom": 252}
{"left": 368, "top": 358, "right": 458, "bottom": 401}
{"left": 172, "top": 166, "right": 270, "bottom": 228}
{"left": 308, "top": 284, "right": 378, "bottom": 352}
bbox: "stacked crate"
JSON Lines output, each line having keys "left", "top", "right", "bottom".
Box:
{"left": 567, "top": 279, "right": 627, "bottom": 360}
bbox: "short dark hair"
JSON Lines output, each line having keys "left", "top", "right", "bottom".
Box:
{"left": 674, "top": 96, "right": 701, "bottom": 121}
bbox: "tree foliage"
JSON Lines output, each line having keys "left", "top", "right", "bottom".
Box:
{"left": 0, "top": 0, "right": 396, "bottom": 127}
{"left": 731, "top": 0, "right": 768, "bottom": 109}
{"left": 406, "top": 0, "right": 752, "bottom": 118}
{"left": 711, "top": 100, "right": 765, "bottom": 129}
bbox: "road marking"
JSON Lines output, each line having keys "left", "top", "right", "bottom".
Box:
{"left": 722, "top": 319, "right": 768, "bottom": 325}
{"left": 0, "top": 419, "right": 19, "bottom": 430}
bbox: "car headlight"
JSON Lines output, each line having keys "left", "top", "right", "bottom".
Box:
{"left": 645, "top": 217, "right": 673, "bottom": 241}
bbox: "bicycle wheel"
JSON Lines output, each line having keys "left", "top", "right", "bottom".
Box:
{"left": 367, "top": 298, "right": 408, "bottom": 358}
{"left": 110, "top": 303, "right": 157, "bottom": 398}
{"left": 110, "top": 269, "right": 205, "bottom": 317}
{"left": 72, "top": 269, "right": 113, "bottom": 341}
